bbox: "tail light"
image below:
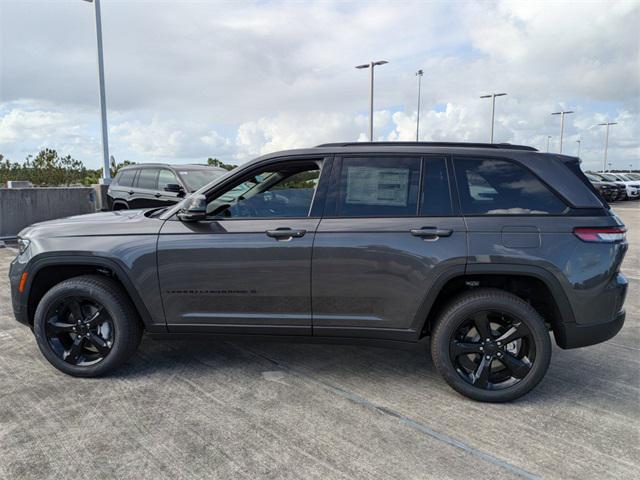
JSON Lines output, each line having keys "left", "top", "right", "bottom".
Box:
{"left": 574, "top": 227, "right": 626, "bottom": 243}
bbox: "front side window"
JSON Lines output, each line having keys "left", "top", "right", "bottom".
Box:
{"left": 454, "top": 157, "right": 566, "bottom": 215}
{"left": 206, "top": 162, "right": 320, "bottom": 218}
{"left": 336, "top": 157, "right": 421, "bottom": 217}
{"left": 137, "top": 168, "right": 159, "bottom": 190}
{"left": 158, "top": 169, "right": 179, "bottom": 189}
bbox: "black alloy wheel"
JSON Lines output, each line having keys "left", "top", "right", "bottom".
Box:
{"left": 44, "top": 296, "right": 114, "bottom": 366}
{"left": 33, "top": 275, "right": 143, "bottom": 377}
{"left": 431, "top": 289, "right": 551, "bottom": 402}
{"left": 449, "top": 310, "right": 535, "bottom": 390}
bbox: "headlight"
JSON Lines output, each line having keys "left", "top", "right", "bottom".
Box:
{"left": 17, "top": 238, "right": 31, "bottom": 255}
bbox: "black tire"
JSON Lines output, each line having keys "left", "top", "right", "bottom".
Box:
{"left": 33, "top": 275, "right": 143, "bottom": 377}
{"left": 112, "top": 201, "right": 129, "bottom": 211}
{"left": 431, "top": 288, "right": 551, "bottom": 402}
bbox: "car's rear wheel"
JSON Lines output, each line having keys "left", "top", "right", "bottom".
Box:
{"left": 112, "top": 201, "right": 129, "bottom": 211}
{"left": 431, "top": 288, "right": 551, "bottom": 402}
{"left": 33, "top": 275, "right": 142, "bottom": 377}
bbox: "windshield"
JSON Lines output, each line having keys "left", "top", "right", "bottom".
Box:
{"left": 178, "top": 169, "right": 226, "bottom": 191}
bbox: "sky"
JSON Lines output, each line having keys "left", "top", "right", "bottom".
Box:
{"left": 0, "top": 0, "right": 639, "bottom": 172}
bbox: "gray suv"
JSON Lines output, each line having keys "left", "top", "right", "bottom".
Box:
{"left": 9, "top": 142, "right": 628, "bottom": 402}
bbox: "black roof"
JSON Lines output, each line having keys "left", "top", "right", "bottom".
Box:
{"left": 119, "top": 163, "right": 226, "bottom": 170}
{"left": 315, "top": 141, "right": 538, "bottom": 152}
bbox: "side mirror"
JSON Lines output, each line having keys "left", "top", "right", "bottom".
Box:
{"left": 164, "top": 183, "right": 184, "bottom": 193}
{"left": 177, "top": 194, "right": 207, "bottom": 222}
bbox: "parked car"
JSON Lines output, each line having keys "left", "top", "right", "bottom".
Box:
{"left": 584, "top": 172, "right": 622, "bottom": 202}
{"left": 107, "top": 164, "right": 228, "bottom": 210}
{"left": 593, "top": 172, "right": 640, "bottom": 200}
{"left": 613, "top": 173, "right": 640, "bottom": 200}
{"left": 10, "top": 142, "right": 628, "bottom": 402}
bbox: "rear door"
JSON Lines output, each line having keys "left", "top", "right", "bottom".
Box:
{"left": 311, "top": 155, "right": 467, "bottom": 340}
{"left": 109, "top": 169, "right": 138, "bottom": 209}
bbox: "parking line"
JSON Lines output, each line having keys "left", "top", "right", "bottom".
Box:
{"left": 241, "top": 346, "right": 541, "bottom": 480}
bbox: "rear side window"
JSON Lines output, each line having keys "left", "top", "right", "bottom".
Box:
{"left": 117, "top": 169, "right": 136, "bottom": 187}
{"left": 336, "top": 157, "right": 421, "bottom": 217}
{"left": 454, "top": 157, "right": 566, "bottom": 215}
{"left": 136, "top": 169, "right": 159, "bottom": 190}
{"left": 420, "top": 158, "right": 452, "bottom": 216}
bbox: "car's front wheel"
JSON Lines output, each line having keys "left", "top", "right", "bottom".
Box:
{"left": 33, "top": 275, "right": 143, "bottom": 377}
{"left": 431, "top": 289, "right": 551, "bottom": 402}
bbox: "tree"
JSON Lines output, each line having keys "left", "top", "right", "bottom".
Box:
{"left": 207, "top": 157, "right": 236, "bottom": 171}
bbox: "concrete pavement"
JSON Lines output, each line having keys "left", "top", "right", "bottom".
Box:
{"left": 1, "top": 204, "right": 638, "bottom": 479}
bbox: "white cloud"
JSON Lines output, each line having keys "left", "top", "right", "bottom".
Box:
{"left": 0, "top": 0, "right": 638, "bottom": 171}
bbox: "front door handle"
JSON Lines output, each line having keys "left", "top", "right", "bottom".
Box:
{"left": 154, "top": 193, "right": 162, "bottom": 198}
{"left": 128, "top": 190, "right": 134, "bottom": 195}
{"left": 266, "top": 228, "right": 306, "bottom": 240}
{"left": 410, "top": 227, "right": 453, "bottom": 239}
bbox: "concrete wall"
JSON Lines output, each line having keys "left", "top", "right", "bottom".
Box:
{"left": 0, "top": 187, "right": 97, "bottom": 237}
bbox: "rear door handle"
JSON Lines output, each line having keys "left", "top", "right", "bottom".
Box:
{"left": 410, "top": 227, "right": 453, "bottom": 239}
{"left": 266, "top": 228, "right": 306, "bottom": 240}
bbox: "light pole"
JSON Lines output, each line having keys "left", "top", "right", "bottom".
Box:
{"left": 546, "top": 136, "right": 552, "bottom": 152}
{"left": 415, "top": 69, "right": 423, "bottom": 141}
{"left": 355, "top": 60, "right": 389, "bottom": 142}
{"left": 480, "top": 93, "right": 507, "bottom": 143}
{"left": 81, "top": 0, "right": 111, "bottom": 183}
{"left": 576, "top": 139, "right": 581, "bottom": 157}
{"left": 550, "top": 110, "right": 574, "bottom": 153}
{"left": 598, "top": 122, "right": 617, "bottom": 173}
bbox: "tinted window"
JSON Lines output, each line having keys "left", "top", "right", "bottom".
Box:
{"left": 420, "top": 158, "right": 452, "bottom": 216}
{"left": 178, "top": 169, "right": 226, "bottom": 191}
{"left": 336, "top": 157, "right": 420, "bottom": 217}
{"left": 117, "top": 169, "right": 136, "bottom": 187}
{"left": 207, "top": 163, "right": 320, "bottom": 218}
{"left": 158, "top": 169, "right": 179, "bottom": 189}
{"left": 137, "top": 169, "right": 159, "bottom": 190}
{"left": 454, "top": 157, "right": 566, "bottom": 215}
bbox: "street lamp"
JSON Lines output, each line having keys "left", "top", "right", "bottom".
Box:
{"left": 598, "top": 122, "right": 617, "bottom": 173}
{"left": 576, "top": 139, "right": 581, "bottom": 157}
{"left": 546, "top": 136, "right": 552, "bottom": 152}
{"left": 82, "top": 0, "right": 111, "bottom": 184}
{"left": 550, "top": 110, "right": 574, "bottom": 153}
{"left": 415, "top": 69, "right": 423, "bottom": 141}
{"left": 356, "top": 60, "right": 389, "bottom": 142}
{"left": 480, "top": 93, "right": 507, "bottom": 143}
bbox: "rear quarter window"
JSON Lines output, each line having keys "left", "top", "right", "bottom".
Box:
{"left": 117, "top": 169, "right": 137, "bottom": 187}
{"left": 454, "top": 157, "right": 566, "bottom": 215}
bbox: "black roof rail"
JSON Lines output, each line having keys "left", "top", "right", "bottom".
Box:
{"left": 315, "top": 141, "right": 538, "bottom": 151}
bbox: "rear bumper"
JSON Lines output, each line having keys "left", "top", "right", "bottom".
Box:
{"left": 555, "top": 309, "right": 625, "bottom": 349}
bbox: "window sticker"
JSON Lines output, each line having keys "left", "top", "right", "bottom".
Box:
{"left": 179, "top": 171, "right": 189, "bottom": 175}
{"left": 345, "top": 167, "right": 410, "bottom": 206}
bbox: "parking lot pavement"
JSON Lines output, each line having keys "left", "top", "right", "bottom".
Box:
{"left": 1, "top": 205, "right": 638, "bottom": 480}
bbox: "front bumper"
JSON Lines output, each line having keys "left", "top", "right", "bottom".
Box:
{"left": 8, "top": 256, "right": 30, "bottom": 327}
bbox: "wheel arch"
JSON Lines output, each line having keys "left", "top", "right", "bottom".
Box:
{"left": 25, "top": 255, "right": 157, "bottom": 331}
{"left": 416, "top": 264, "right": 575, "bottom": 344}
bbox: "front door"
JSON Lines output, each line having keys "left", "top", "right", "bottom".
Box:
{"left": 157, "top": 159, "right": 325, "bottom": 335}
{"left": 312, "top": 155, "right": 467, "bottom": 340}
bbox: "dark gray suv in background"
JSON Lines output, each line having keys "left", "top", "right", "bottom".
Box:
{"left": 9, "top": 142, "right": 628, "bottom": 402}
{"left": 107, "top": 163, "right": 227, "bottom": 210}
